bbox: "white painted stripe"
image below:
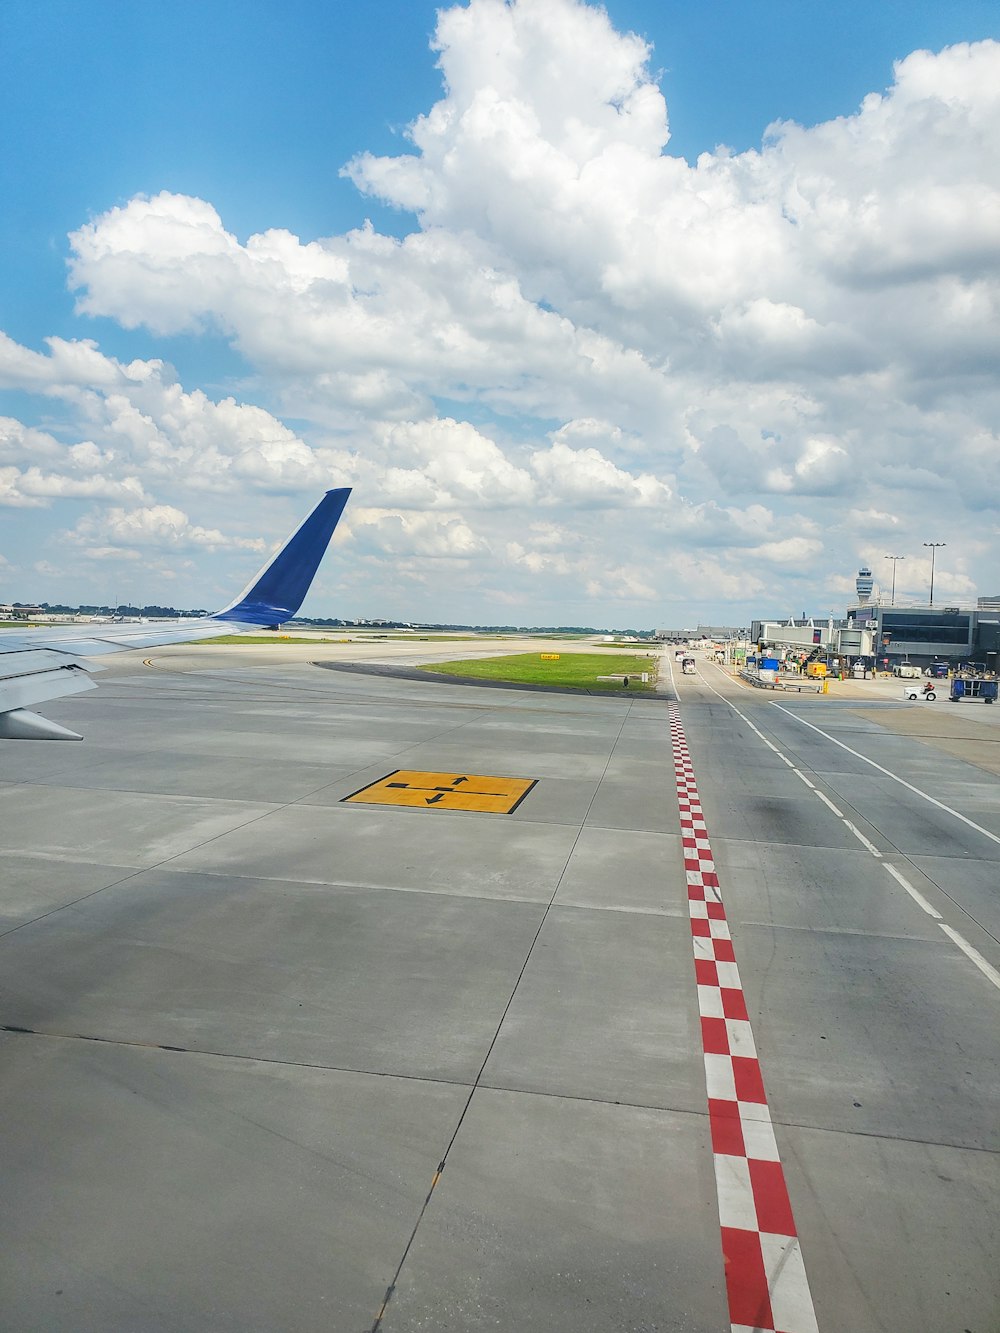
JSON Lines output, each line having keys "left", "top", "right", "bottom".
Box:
{"left": 715, "top": 960, "right": 743, "bottom": 989}
{"left": 759, "top": 1233, "right": 820, "bottom": 1333}
{"left": 737, "top": 1099, "right": 773, "bottom": 1124}
{"left": 815, "top": 790, "right": 843, "bottom": 817}
{"left": 939, "top": 924, "right": 1000, "bottom": 992}
{"left": 793, "top": 769, "right": 816, "bottom": 788}
{"left": 726, "top": 1018, "right": 757, "bottom": 1057}
{"left": 689, "top": 898, "right": 709, "bottom": 918}
{"left": 713, "top": 1154, "right": 759, "bottom": 1231}
{"left": 697, "top": 984, "right": 725, "bottom": 1018}
{"left": 740, "top": 1114, "right": 780, "bottom": 1162}
{"left": 842, "top": 819, "right": 882, "bottom": 857}
{"left": 704, "top": 1052, "right": 737, "bottom": 1101}
{"left": 693, "top": 936, "right": 717, "bottom": 960}
{"left": 772, "top": 704, "right": 1000, "bottom": 848}
{"left": 709, "top": 917, "right": 732, "bottom": 940}
{"left": 883, "top": 863, "right": 942, "bottom": 919}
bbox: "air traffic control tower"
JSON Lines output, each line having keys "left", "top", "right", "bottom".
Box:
{"left": 855, "top": 566, "right": 874, "bottom": 605}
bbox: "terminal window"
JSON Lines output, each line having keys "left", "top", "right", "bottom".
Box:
{"left": 882, "top": 613, "right": 970, "bottom": 645}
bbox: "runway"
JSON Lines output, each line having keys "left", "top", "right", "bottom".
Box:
{"left": 1, "top": 643, "right": 997, "bottom": 1331}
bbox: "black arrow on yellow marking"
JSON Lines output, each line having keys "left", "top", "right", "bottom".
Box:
{"left": 385, "top": 781, "right": 510, "bottom": 797}
{"left": 385, "top": 782, "right": 455, "bottom": 791}
{"left": 425, "top": 794, "right": 444, "bottom": 804}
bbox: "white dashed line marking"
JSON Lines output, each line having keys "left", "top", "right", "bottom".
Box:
{"left": 771, "top": 704, "right": 1000, "bottom": 849}
{"left": 883, "top": 863, "right": 942, "bottom": 919}
{"left": 842, "top": 820, "right": 882, "bottom": 857}
{"left": 938, "top": 925, "right": 1000, "bottom": 992}
{"left": 690, "top": 665, "right": 1000, "bottom": 996}
{"left": 814, "top": 791, "right": 843, "bottom": 818}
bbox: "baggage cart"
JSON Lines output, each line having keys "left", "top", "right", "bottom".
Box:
{"left": 949, "top": 677, "right": 998, "bottom": 703}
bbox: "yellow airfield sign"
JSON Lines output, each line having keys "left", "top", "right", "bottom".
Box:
{"left": 540, "top": 653, "right": 560, "bottom": 660}
{"left": 344, "top": 769, "right": 537, "bottom": 815}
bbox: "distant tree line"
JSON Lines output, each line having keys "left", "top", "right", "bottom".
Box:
{"left": 23, "top": 604, "right": 655, "bottom": 638}
{"left": 37, "top": 602, "right": 208, "bottom": 618}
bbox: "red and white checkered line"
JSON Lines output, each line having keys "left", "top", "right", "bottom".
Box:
{"left": 668, "top": 702, "right": 819, "bottom": 1333}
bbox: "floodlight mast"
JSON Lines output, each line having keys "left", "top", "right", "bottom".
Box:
{"left": 884, "top": 554, "right": 904, "bottom": 607}
{"left": 922, "top": 542, "right": 946, "bottom": 607}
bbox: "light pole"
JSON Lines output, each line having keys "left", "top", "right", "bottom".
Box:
{"left": 923, "top": 542, "right": 946, "bottom": 607}
{"left": 884, "top": 554, "right": 904, "bottom": 607}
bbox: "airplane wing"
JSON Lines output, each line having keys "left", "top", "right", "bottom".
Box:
{"left": 0, "top": 487, "right": 351, "bottom": 740}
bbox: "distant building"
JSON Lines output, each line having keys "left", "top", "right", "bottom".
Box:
{"left": 654, "top": 624, "right": 746, "bottom": 642}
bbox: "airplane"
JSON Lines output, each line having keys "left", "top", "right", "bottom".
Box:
{"left": 0, "top": 487, "right": 351, "bottom": 740}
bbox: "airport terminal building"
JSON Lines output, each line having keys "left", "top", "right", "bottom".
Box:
{"left": 751, "top": 605, "right": 1000, "bottom": 672}
{"left": 846, "top": 604, "right": 1000, "bottom": 670}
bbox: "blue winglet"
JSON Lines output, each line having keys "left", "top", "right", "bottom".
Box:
{"left": 215, "top": 488, "right": 351, "bottom": 626}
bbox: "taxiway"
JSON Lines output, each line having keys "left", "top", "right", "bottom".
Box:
{"left": 1, "top": 644, "right": 997, "bottom": 1330}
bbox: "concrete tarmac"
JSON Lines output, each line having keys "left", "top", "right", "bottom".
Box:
{"left": 0, "top": 643, "right": 997, "bottom": 1331}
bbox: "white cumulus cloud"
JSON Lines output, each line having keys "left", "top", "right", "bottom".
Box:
{"left": 2, "top": 1, "right": 999, "bottom": 623}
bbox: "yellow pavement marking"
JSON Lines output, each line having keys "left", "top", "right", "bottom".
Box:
{"left": 344, "top": 769, "right": 537, "bottom": 814}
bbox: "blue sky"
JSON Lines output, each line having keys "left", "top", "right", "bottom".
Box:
{"left": 2, "top": 0, "right": 999, "bottom": 624}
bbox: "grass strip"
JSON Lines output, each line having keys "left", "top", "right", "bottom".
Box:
{"left": 193, "top": 633, "right": 496, "bottom": 645}
{"left": 418, "top": 651, "right": 658, "bottom": 691}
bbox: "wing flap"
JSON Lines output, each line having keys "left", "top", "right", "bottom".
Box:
{"left": 0, "top": 649, "right": 100, "bottom": 714}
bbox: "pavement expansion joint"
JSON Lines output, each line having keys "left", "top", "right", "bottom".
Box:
{"left": 0, "top": 1025, "right": 480, "bottom": 1089}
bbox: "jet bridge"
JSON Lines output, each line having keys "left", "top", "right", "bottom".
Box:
{"left": 754, "top": 621, "right": 837, "bottom": 652}
{"left": 755, "top": 620, "right": 878, "bottom": 657}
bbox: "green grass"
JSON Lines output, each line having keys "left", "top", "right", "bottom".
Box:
{"left": 418, "top": 651, "right": 658, "bottom": 691}
{"left": 192, "top": 633, "right": 488, "bottom": 645}
{"left": 343, "top": 633, "right": 485, "bottom": 641}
